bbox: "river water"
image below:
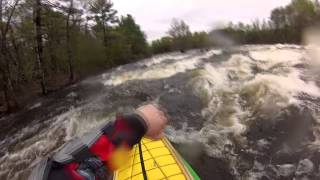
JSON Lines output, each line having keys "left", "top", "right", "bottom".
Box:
{"left": 0, "top": 45, "right": 320, "bottom": 180}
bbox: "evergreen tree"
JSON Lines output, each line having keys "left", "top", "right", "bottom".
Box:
{"left": 89, "top": 0, "right": 118, "bottom": 62}
{"left": 151, "top": 37, "right": 173, "bottom": 54}
{"left": 118, "top": 15, "right": 149, "bottom": 59}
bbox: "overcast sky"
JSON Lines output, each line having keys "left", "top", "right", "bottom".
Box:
{"left": 113, "top": 0, "right": 292, "bottom": 41}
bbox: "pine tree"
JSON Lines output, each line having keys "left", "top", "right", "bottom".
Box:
{"left": 118, "top": 15, "right": 149, "bottom": 59}
{"left": 90, "top": 0, "right": 118, "bottom": 62}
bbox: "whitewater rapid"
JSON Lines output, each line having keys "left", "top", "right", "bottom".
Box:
{"left": 0, "top": 45, "right": 320, "bottom": 180}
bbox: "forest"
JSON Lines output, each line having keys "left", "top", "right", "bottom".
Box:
{"left": 0, "top": 0, "right": 319, "bottom": 114}
{"left": 152, "top": 0, "right": 320, "bottom": 53}
{"left": 0, "top": 0, "right": 150, "bottom": 113}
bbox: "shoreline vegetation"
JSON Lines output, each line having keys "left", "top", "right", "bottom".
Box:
{"left": 1, "top": 0, "right": 320, "bottom": 115}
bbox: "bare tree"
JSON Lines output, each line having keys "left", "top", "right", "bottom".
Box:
{"left": 167, "top": 19, "right": 192, "bottom": 51}
{"left": 0, "top": 0, "right": 20, "bottom": 112}
{"left": 66, "top": 0, "right": 75, "bottom": 82}
{"left": 168, "top": 19, "right": 191, "bottom": 39}
{"left": 33, "top": 0, "right": 47, "bottom": 95}
{"left": 51, "top": 0, "right": 82, "bottom": 83}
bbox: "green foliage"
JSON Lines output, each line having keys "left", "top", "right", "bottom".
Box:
{"left": 192, "top": 31, "right": 211, "bottom": 49}
{"left": 117, "top": 15, "right": 150, "bottom": 61}
{"left": 151, "top": 29, "right": 212, "bottom": 54}
{"left": 104, "top": 15, "right": 150, "bottom": 65}
{"left": 168, "top": 19, "right": 193, "bottom": 51}
{"left": 90, "top": 0, "right": 118, "bottom": 27}
{"left": 90, "top": 0, "right": 118, "bottom": 50}
{"left": 151, "top": 19, "right": 214, "bottom": 54}
{"left": 0, "top": 0, "right": 151, "bottom": 111}
{"left": 107, "top": 28, "right": 133, "bottom": 65}
{"left": 73, "top": 33, "right": 107, "bottom": 75}
{"left": 151, "top": 0, "right": 320, "bottom": 55}
{"left": 2, "top": 0, "right": 319, "bottom": 112}
{"left": 15, "top": 0, "right": 149, "bottom": 79}
{"left": 214, "top": 0, "right": 320, "bottom": 44}
{"left": 151, "top": 37, "right": 173, "bottom": 54}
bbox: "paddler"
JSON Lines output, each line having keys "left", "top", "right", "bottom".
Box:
{"left": 29, "top": 104, "right": 168, "bottom": 180}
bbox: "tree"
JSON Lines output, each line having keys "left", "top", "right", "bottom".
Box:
{"left": 103, "top": 15, "right": 149, "bottom": 65}
{"left": 0, "top": 0, "right": 21, "bottom": 112}
{"left": 271, "top": 7, "right": 286, "bottom": 29}
{"left": 168, "top": 19, "right": 191, "bottom": 38}
{"left": 192, "top": 31, "right": 211, "bottom": 49}
{"left": 45, "top": 0, "right": 83, "bottom": 82}
{"left": 167, "top": 19, "right": 192, "bottom": 51}
{"left": 34, "top": 0, "right": 47, "bottom": 95}
{"left": 63, "top": 0, "right": 82, "bottom": 82}
{"left": 90, "top": 0, "right": 118, "bottom": 62}
{"left": 0, "top": 0, "right": 154, "bottom": 114}
{"left": 66, "top": 0, "right": 75, "bottom": 82}
{"left": 117, "top": 15, "right": 149, "bottom": 60}
{"left": 205, "top": 0, "right": 320, "bottom": 45}
{"left": 290, "top": 0, "right": 317, "bottom": 29}
{"left": 151, "top": 37, "right": 173, "bottom": 54}
{"left": 43, "top": 7, "right": 65, "bottom": 74}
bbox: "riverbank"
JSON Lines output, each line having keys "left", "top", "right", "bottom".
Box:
{"left": 0, "top": 64, "right": 119, "bottom": 117}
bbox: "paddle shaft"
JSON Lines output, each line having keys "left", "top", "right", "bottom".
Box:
{"left": 138, "top": 142, "right": 148, "bottom": 180}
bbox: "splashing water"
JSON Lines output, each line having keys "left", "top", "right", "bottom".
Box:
{"left": 1, "top": 45, "right": 320, "bottom": 180}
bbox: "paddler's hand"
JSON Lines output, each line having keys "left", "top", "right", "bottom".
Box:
{"left": 136, "top": 104, "right": 168, "bottom": 140}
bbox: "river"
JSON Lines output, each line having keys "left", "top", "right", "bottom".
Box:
{"left": 0, "top": 44, "right": 320, "bottom": 180}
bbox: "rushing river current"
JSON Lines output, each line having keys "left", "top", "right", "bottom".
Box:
{"left": 1, "top": 45, "right": 320, "bottom": 180}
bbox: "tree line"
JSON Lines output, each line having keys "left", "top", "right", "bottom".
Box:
{"left": 151, "top": 0, "right": 320, "bottom": 53}
{"left": 0, "top": 0, "right": 149, "bottom": 113}
{"left": 214, "top": 0, "right": 320, "bottom": 44}
{"left": 151, "top": 19, "right": 211, "bottom": 54}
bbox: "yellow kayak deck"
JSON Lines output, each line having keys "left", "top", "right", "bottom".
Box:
{"left": 113, "top": 137, "right": 194, "bottom": 180}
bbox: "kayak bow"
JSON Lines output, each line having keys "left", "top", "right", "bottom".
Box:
{"left": 113, "top": 137, "right": 200, "bottom": 180}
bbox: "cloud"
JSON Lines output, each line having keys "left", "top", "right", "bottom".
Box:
{"left": 113, "top": 0, "right": 291, "bottom": 41}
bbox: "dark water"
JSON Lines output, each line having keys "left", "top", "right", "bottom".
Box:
{"left": 0, "top": 45, "right": 320, "bottom": 180}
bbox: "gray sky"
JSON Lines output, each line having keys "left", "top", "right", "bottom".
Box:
{"left": 113, "top": 0, "right": 292, "bottom": 41}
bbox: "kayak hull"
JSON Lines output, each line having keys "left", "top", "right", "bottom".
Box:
{"left": 113, "top": 137, "right": 200, "bottom": 180}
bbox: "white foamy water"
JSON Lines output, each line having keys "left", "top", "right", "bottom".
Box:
{"left": 103, "top": 49, "right": 221, "bottom": 86}
{"left": 1, "top": 45, "right": 320, "bottom": 180}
